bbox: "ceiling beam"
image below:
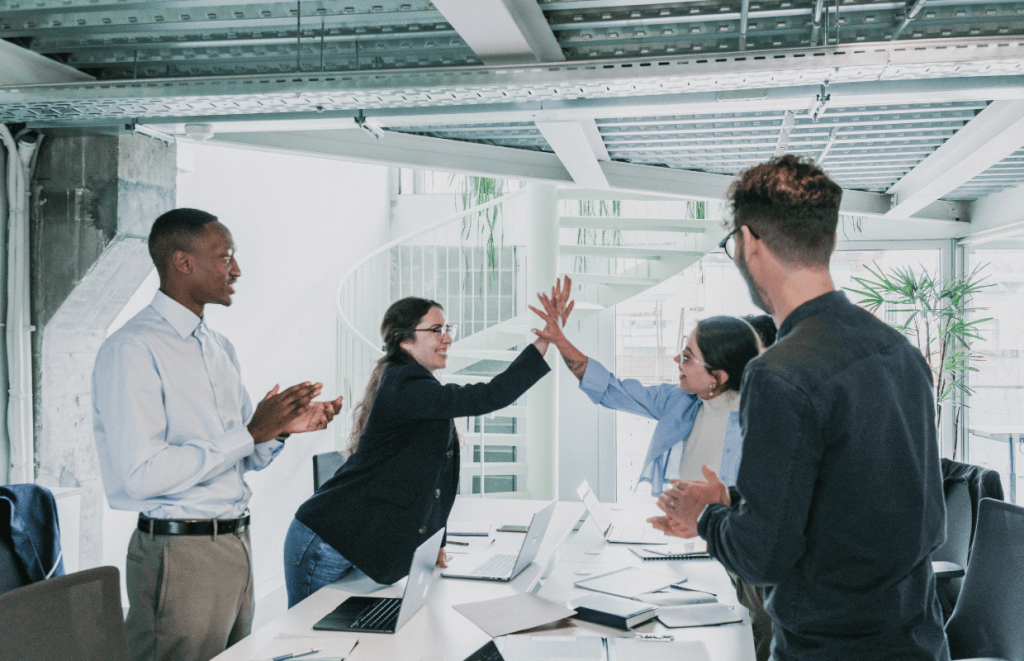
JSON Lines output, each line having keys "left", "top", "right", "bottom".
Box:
{"left": 431, "top": 0, "right": 563, "bottom": 65}
{"left": 210, "top": 127, "right": 966, "bottom": 226}
{"left": 0, "top": 40, "right": 93, "bottom": 85}
{"left": 886, "top": 100, "right": 1024, "bottom": 218}
{"left": 535, "top": 120, "right": 609, "bottom": 188}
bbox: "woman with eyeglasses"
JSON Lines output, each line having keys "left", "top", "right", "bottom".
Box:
{"left": 536, "top": 277, "right": 775, "bottom": 661}
{"left": 282, "top": 293, "right": 562, "bottom": 606}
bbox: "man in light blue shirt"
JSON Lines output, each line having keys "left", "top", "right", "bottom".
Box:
{"left": 93, "top": 208, "right": 343, "bottom": 661}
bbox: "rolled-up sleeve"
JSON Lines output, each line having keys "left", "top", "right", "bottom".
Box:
{"left": 579, "top": 357, "right": 680, "bottom": 421}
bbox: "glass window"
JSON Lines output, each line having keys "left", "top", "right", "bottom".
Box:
{"left": 966, "top": 237, "right": 1024, "bottom": 504}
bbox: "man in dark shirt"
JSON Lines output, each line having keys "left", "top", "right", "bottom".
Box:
{"left": 650, "top": 155, "right": 948, "bottom": 661}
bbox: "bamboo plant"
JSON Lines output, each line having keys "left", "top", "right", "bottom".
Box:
{"left": 846, "top": 263, "right": 992, "bottom": 458}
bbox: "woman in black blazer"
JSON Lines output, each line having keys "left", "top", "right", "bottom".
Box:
{"left": 284, "top": 294, "right": 559, "bottom": 606}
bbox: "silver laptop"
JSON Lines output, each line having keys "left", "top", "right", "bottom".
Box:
{"left": 313, "top": 528, "right": 444, "bottom": 633}
{"left": 576, "top": 480, "right": 667, "bottom": 545}
{"left": 441, "top": 500, "right": 557, "bottom": 581}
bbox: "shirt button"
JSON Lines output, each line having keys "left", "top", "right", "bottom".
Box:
{"left": 435, "top": 489, "right": 441, "bottom": 498}
{"left": 419, "top": 525, "right": 427, "bottom": 535}
{"left": 446, "top": 450, "right": 453, "bottom": 459}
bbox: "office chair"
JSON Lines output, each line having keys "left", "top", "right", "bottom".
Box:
{"left": 0, "top": 565, "right": 130, "bottom": 661}
{"left": 0, "top": 504, "right": 27, "bottom": 597}
{"left": 932, "top": 477, "right": 972, "bottom": 619}
{"left": 313, "top": 451, "right": 347, "bottom": 491}
{"left": 945, "top": 498, "right": 1024, "bottom": 661}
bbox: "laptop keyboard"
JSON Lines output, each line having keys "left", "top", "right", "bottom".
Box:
{"left": 609, "top": 524, "right": 647, "bottom": 542}
{"left": 350, "top": 597, "right": 402, "bottom": 630}
{"left": 463, "top": 640, "right": 505, "bottom": 661}
{"left": 471, "top": 553, "right": 517, "bottom": 577}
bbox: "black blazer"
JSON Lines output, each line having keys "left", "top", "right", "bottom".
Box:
{"left": 295, "top": 344, "right": 550, "bottom": 585}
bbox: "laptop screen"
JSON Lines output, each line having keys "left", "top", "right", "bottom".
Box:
{"left": 576, "top": 480, "right": 612, "bottom": 537}
{"left": 395, "top": 527, "right": 445, "bottom": 630}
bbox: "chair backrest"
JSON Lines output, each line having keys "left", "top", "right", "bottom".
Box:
{"left": 0, "top": 565, "right": 130, "bottom": 661}
{"left": 313, "top": 451, "right": 346, "bottom": 491}
{"left": 945, "top": 498, "right": 1024, "bottom": 661}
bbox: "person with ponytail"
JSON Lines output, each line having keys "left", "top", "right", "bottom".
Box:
{"left": 283, "top": 292, "right": 561, "bottom": 606}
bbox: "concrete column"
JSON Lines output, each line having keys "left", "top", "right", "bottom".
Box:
{"left": 31, "top": 132, "right": 174, "bottom": 568}
{"left": 524, "top": 183, "right": 559, "bottom": 500}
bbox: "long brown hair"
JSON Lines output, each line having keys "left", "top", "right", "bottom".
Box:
{"left": 348, "top": 297, "right": 442, "bottom": 454}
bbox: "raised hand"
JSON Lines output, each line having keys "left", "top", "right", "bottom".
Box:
{"left": 647, "top": 514, "right": 698, "bottom": 539}
{"left": 550, "top": 275, "right": 575, "bottom": 327}
{"left": 247, "top": 382, "right": 322, "bottom": 444}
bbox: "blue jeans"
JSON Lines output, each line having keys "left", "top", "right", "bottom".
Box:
{"left": 283, "top": 518, "right": 353, "bottom": 608}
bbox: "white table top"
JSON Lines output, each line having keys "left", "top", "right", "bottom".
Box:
{"left": 212, "top": 497, "right": 754, "bottom": 661}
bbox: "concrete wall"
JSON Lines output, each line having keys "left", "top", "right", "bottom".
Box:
{"left": 31, "top": 132, "right": 176, "bottom": 569}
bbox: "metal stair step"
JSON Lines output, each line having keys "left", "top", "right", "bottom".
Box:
{"left": 560, "top": 216, "right": 708, "bottom": 233}
{"left": 559, "top": 245, "right": 702, "bottom": 260}
{"left": 561, "top": 273, "right": 659, "bottom": 287}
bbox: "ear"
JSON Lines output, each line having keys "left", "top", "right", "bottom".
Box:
{"left": 170, "top": 249, "right": 193, "bottom": 276}
{"left": 740, "top": 225, "right": 761, "bottom": 258}
{"left": 710, "top": 368, "right": 730, "bottom": 390}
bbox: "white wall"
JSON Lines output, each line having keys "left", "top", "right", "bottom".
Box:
{"left": 969, "top": 182, "right": 1024, "bottom": 236}
{"left": 102, "top": 141, "right": 391, "bottom": 603}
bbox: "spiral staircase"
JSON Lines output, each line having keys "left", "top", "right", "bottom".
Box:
{"left": 336, "top": 183, "right": 728, "bottom": 499}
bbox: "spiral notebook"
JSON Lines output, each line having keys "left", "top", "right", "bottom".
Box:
{"left": 629, "top": 541, "right": 710, "bottom": 561}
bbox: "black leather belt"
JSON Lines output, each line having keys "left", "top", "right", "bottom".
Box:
{"left": 138, "top": 513, "right": 250, "bottom": 537}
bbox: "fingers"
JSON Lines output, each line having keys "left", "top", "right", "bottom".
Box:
{"left": 561, "top": 300, "right": 575, "bottom": 327}
{"left": 701, "top": 464, "right": 724, "bottom": 486}
{"left": 262, "top": 384, "right": 280, "bottom": 401}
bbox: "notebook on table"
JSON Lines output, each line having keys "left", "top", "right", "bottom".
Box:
{"left": 312, "top": 528, "right": 444, "bottom": 634}
{"left": 441, "top": 500, "right": 556, "bottom": 582}
{"left": 576, "top": 480, "right": 667, "bottom": 545}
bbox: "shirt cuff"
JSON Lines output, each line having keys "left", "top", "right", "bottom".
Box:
{"left": 579, "top": 357, "right": 612, "bottom": 400}
{"left": 223, "top": 426, "right": 259, "bottom": 465}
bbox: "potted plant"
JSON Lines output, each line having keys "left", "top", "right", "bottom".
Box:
{"left": 846, "top": 263, "right": 992, "bottom": 459}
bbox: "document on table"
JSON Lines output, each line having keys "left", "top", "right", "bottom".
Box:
{"left": 607, "top": 637, "right": 711, "bottom": 661}
{"left": 500, "top": 635, "right": 604, "bottom": 661}
{"left": 453, "top": 593, "right": 577, "bottom": 638}
{"left": 251, "top": 633, "right": 358, "bottom": 661}
{"left": 656, "top": 603, "right": 744, "bottom": 628}
{"left": 573, "top": 567, "right": 677, "bottom": 599}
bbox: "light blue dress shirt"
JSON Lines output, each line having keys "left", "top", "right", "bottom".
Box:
{"left": 578, "top": 358, "right": 743, "bottom": 495}
{"left": 92, "top": 290, "right": 282, "bottom": 520}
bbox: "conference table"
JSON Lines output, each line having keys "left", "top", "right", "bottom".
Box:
{"left": 212, "top": 497, "right": 755, "bottom": 661}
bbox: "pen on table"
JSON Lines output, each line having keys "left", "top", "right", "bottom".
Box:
{"left": 271, "top": 648, "right": 322, "bottom": 661}
{"left": 448, "top": 540, "right": 469, "bottom": 546}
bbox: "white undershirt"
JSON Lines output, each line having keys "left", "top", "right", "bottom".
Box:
{"left": 679, "top": 390, "right": 741, "bottom": 481}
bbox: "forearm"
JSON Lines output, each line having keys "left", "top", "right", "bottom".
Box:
{"left": 555, "top": 337, "right": 588, "bottom": 382}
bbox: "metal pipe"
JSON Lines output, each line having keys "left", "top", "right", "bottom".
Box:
{"left": 811, "top": 0, "right": 825, "bottom": 45}
{"left": 739, "top": 0, "right": 750, "bottom": 51}
{"left": 892, "top": 0, "right": 928, "bottom": 41}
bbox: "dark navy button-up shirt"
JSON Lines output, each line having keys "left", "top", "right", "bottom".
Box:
{"left": 698, "top": 291, "right": 948, "bottom": 661}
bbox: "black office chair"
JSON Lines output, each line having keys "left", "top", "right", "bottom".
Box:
{"left": 0, "top": 565, "right": 130, "bottom": 661}
{"left": 945, "top": 498, "right": 1024, "bottom": 661}
{"left": 313, "top": 451, "right": 347, "bottom": 491}
{"left": 932, "top": 477, "right": 972, "bottom": 619}
{"left": 0, "top": 499, "right": 28, "bottom": 597}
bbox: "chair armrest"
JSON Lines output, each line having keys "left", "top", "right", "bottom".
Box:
{"left": 932, "top": 560, "right": 965, "bottom": 580}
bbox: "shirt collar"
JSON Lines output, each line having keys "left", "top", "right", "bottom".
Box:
{"left": 777, "top": 290, "right": 850, "bottom": 342}
{"left": 150, "top": 289, "right": 203, "bottom": 339}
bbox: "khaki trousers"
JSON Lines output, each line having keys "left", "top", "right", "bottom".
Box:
{"left": 729, "top": 571, "right": 773, "bottom": 661}
{"left": 125, "top": 527, "right": 254, "bottom": 661}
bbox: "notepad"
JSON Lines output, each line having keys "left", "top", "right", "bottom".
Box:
{"left": 656, "top": 603, "right": 744, "bottom": 628}
{"left": 500, "top": 634, "right": 604, "bottom": 661}
{"left": 448, "top": 520, "right": 491, "bottom": 536}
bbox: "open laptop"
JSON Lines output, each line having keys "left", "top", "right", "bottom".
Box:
{"left": 312, "top": 528, "right": 444, "bottom": 634}
{"left": 441, "top": 500, "right": 557, "bottom": 581}
{"left": 577, "top": 480, "right": 667, "bottom": 545}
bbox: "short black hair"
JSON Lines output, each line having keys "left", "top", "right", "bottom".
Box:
{"left": 727, "top": 154, "right": 843, "bottom": 268}
{"left": 148, "top": 208, "right": 219, "bottom": 276}
{"left": 743, "top": 314, "right": 777, "bottom": 348}
{"left": 694, "top": 316, "right": 761, "bottom": 392}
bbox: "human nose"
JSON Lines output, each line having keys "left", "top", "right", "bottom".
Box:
{"left": 230, "top": 257, "right": 241, "bottom": 277}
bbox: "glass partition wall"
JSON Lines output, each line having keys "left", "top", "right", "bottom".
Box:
{"left": 965, "top": 237, "right": 1024, "bottom": 504}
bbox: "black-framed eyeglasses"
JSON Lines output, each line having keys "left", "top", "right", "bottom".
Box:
{"left": 415, "top": 323, "right": 458, "bottom": 340}
{"left": 719, "top": 225, "right": 760, "bottom": 259}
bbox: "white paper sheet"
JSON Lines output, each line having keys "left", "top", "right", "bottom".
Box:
{"left": 453, "top": 593, "right": 577, "bottom": 638}
{"left": 251, "top": 633, "right": 358, "bottom": 661}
